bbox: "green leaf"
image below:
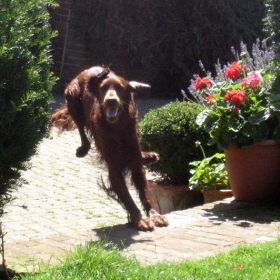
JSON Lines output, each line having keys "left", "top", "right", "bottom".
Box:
{"left": 272, "top": 126, "right": 280, "bottom": 141}
{"left": 204, "top": 114, "right": 220, "bottom": 133}
{"left": 216, "top": 130, "right": 235, "bottom": 150}
{"left": 270, "top": 102, "right": 280, "bottom": 112}
{"left": 228, "top": 121, "right": 242, "bottom": 132}
{"left": 196, "top": 109, "right": 210, "bottom": 126}
{"left": 248, "top": 108, "right": 270, "bottom": 125}
{"left": 212, "top": 153, "right": 225, "bottom": 160}
{"left": 269, "top": 94, "right": 280, "bottom": 101}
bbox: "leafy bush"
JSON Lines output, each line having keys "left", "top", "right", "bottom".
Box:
{"left": 0, "top": 0, "right": 57, "bottom": 208}
{"left": 189, "top": 151, "right": 228, "bottom": 190}
{"left": 139, "top": 102, "right": 218, "bottom": 185}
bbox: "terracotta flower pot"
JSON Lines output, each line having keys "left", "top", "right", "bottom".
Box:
{"left": 147, "top": 180, "right": 204, "bottom": 214}
{"left": 224, "top": 140, "right": 280, "bottom": 203}
{"left": 201, "top": 189, "right": 233, "bottom": 204}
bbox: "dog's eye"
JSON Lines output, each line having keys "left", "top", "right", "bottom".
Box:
{"left": 100, "top": 85, "right": 108, "bottom": 93}
{"left": 114, "top": 84, "right": 123, "bottom": 91}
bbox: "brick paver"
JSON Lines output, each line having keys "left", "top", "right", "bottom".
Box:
{"left": 2, "top": 98, "right": 280, "bottom": 272}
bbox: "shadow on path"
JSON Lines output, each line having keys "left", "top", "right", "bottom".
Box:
{"left": 91, "top": 223, "right": 153, "bottom": 250}
{"left": 202, "top": 200, "right": 280, "bottom": 227}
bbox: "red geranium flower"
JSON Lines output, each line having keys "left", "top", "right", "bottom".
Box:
{"left": 225, "top": 62, "right": 243, "bottom": 80}
{"left": 224, "top": 89, "right": 247, "bottom": 105}
{"left": 193, "top": 77, "right": 211, "bottom": 91}
{"left": 206, "top": 94, "right": 215, "bottom": 101}
{"left": 224, "top": 93, "right": 231, "bottom": 101}
{"left": 232, "top": 107, "right": 239, "bottom": 114}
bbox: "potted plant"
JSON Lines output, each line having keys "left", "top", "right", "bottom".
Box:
{"left": 189, "top": 141, "right": 232, "bottom": 203}
{"left": 189, "top": 40, "right": 280, "bottom": 202}
{"left": 139, "top": 101, "right": 218, "bottom": 213}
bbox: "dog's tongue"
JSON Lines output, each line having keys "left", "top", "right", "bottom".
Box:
{"left": 106, "top": 108, "right": 119, "bottom": 119}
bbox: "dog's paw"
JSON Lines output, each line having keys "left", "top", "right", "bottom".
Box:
{"left": 149, "top": 209, "right": 169, "bottom": 227}
{"left": 132, "top": 218, "right": 155, "bottom": 231}
{"left": 141, "top": 152, "right": 160, "bottom": 165}
{"left": 76, "top": 145, "right": 90, "bottom": 157}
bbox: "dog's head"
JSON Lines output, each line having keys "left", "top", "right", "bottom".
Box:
{"left": 97, "top": 73, "right": 135, "bottom": 123}
{"left": 86, "top": 67, "right": 149, "bottom": 123}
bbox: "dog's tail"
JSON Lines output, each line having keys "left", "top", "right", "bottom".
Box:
{"left": 50, "top": 105, "right": 76, "bottom": 131}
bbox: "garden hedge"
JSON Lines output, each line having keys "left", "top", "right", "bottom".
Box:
{"left": 0, "top": 0, "right": 57, "bottom": 209}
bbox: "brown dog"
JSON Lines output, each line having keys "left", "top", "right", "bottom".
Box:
{"left": 52, "top": 66, "right": 168, "bottom": 231}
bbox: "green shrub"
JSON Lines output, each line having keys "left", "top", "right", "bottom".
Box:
{"left": 0, "top": 0, "right": 57, "bottom": 208}
{"left": 139, "top": 101, "right": 218, "bottom": 185}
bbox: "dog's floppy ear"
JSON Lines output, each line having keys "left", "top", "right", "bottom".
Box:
{"left": 129, "top": 81, "right": 151, "bottom": 96}
{"left": 87, "top": 67, "right": 111, "bottom": 99}
{"left": 97, "top": 67, "right": 111, "bottom": 80}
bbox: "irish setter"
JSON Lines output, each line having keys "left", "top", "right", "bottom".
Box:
{"left": 52, "top": 66, "right": 169, "bottom": 231}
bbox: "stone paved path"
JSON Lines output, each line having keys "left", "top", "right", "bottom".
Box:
{"left": 2, "top": 98, "right": 280, "bottom": 273}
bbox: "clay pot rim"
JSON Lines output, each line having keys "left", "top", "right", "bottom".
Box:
{"left": 201, "top": 189, "right": 232, "bottom": 193}
{"left": 227, "top": 140, "right": 279, "bottom": 149}
{"left": 147, "top": 180, "right": 190, "bottom": 191}
{"left": 253, "top": 140, "right": 279, "bottom": 147}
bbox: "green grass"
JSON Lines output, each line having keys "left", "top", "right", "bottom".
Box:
{"left": 17, "top": 238, "right": 280, "bottom": 280}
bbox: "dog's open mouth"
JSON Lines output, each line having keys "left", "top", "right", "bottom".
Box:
{"left": 103, "top": 91, "right": 121, "bottom": 123}
{"left": 105, "top": 107, "right": 119, "bottom": 122}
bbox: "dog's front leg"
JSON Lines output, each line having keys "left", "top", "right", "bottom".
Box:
{"left": 75, "top": 126, "right": 91, "bottom": 157}
{"left": 141, "top": 151, "right": 160, "bottom": 164}
{"left": 107, "top": 168, "right": 155, "bottom": 231}
{"left": 65, "top": 93, "right": 91, "bottom": 157}
{"left": 131, "top": 166, "right": 169, "bottom": 228}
